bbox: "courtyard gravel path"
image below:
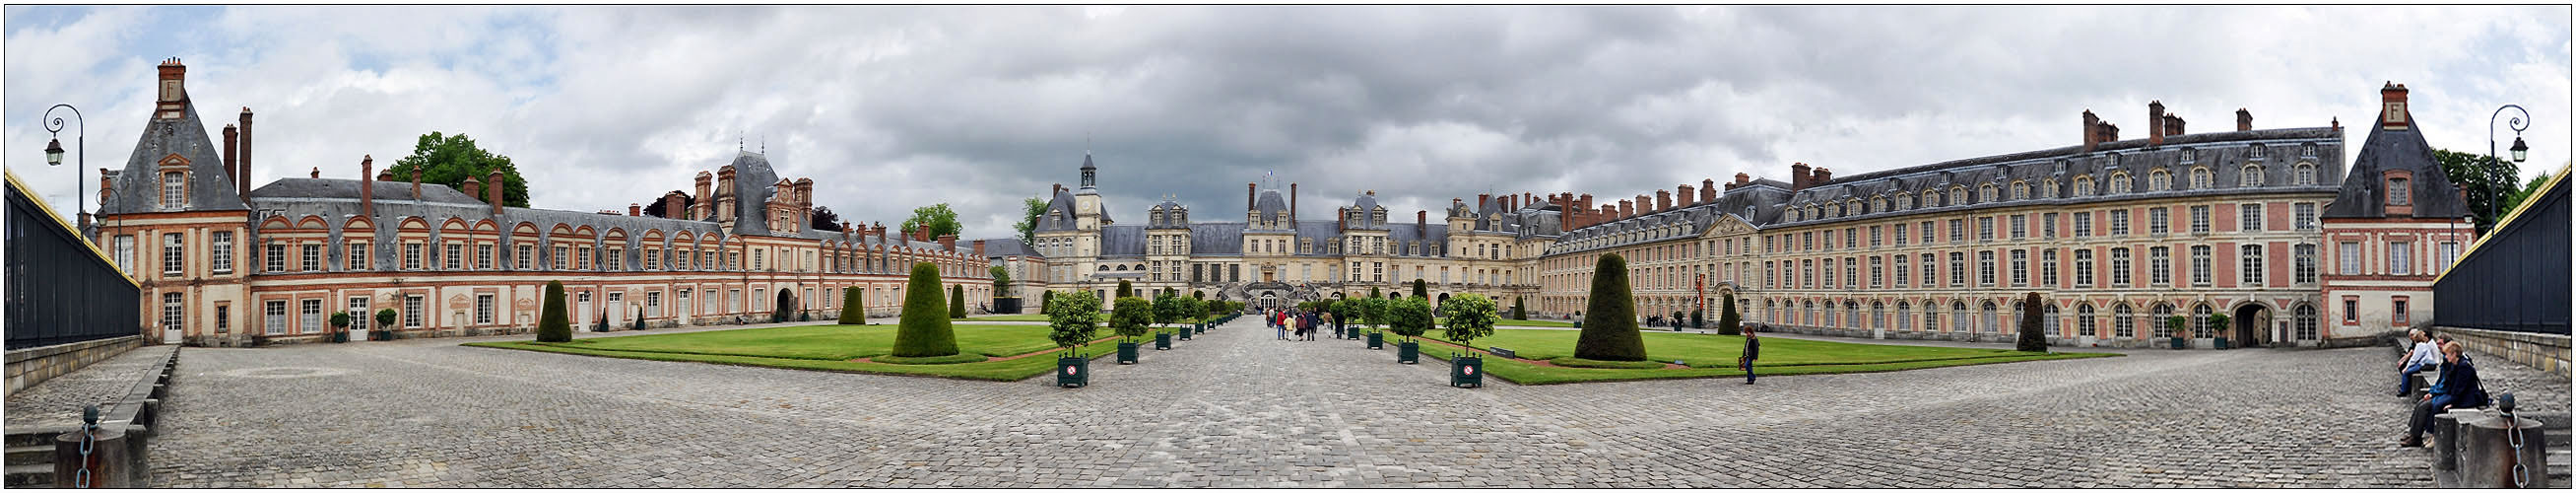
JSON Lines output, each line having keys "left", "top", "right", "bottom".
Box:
{"left": 138, "top": 317, "right": 2562, "bottom": 487}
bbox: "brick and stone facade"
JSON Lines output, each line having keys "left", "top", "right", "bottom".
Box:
{"left": 88, "top": 60, "right": 994, "bottom": 347}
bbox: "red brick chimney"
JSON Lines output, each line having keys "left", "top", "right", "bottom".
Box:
{"left": 1417, "top": 210, "right": 1426, "bottom": 229}
{"left": 1336, "top": 207, "right": 1347, "bottom": 231}
{"left": 1813, "top": 168, "right": 1832, "bottom": 184}
{"left": 409, "top": 167, "right": 422, "bottom": 199}
{"left": 2147, "top": 101, "right": 2165, "bottom": 146}
{"left": 2081, "top": 109, "right": 2100, "bottom": 152}
{"left": 222, "top": 124, "right": 237, "bottom": 184}
{"left": 2380, "top": 82, "right": 2410, "bottom": 130}
{"left": 1618, "top": 199, "right": 1633, "bottom": 219}
{"left": 2164, "top": 113, "right": 2186, "bottom": 136}
{"left": 1700, "top": 178, "right": 1716, "bottom": 201}
{"left": 662, "top": 192, "right": 685, "bottom": 219}
{"left": 237, "top": 107, "right": 253, "bottom": 199}
{"left": 939, "top": 234, "right": 958, "bottom": 250}
{"left": 462, "top": 176, "right": 482, "bottom": 199}
{"left": 486, "top": 170, "right": 505, "bottom": 214}
{"left": 1790, "top": 162, "right": 1813, "bottom": 190}
{"left": 1289, "top": 182, "right": 1299, "bottom": 223}
{"left": 972, "top": 240, "right": 985, "bottom": 258}
{"left": 627, "top": 203, "right": 641, "bottom": 216}
{"left": 1677, "top": 185, "right": 1695, "bottom": 207}
{"left": 359, "top": 155, "right": 374, "bottom": 217}
{"left": 2237, "top": 107, "right": 2254, "bottom": 132}
{"left": 1655, "top": 190, "right": 1671, "bottom": 212}
{"left": 1247, "top": 182, "right": 1257, "bottom": 210}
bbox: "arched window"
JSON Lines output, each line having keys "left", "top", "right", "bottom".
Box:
{"left": 2044, "top": 304, "right": 2060, "bottom": 335}
{"left": 1895, "top": 301, "right": 1912, "bottom": 330}
{"left": 2147, "top": 171, "right": 2172, "bottom": 191}
{"left": 1844, "top": 301, "right": 1859, "bottom": 329}
{"left": 2191, "top": 304, "right": 2214, "bottom": 338}
{"left": 2113, "top": 303, "right": 2136, "bottom": 338}
{"left": 2240, "top": 165, "right": 2266, "bottom": 187}
{"left": 1979, "top": 184, "right": 1999, "bottom": 204}
{"left": 2190, "top": 167, "right": 2213, "bottom": 189}
{"left": 1895, "top": 193, "right": 1912, "bottom": 210}
{"left": 2108, "top": 173, "right": 2133, "bottom": 194}
{"left": 2150, "top": 303, "right": 2176, "bottom": 338}
{"left": 2040, "top": 179, "right": 2058, "bottom": 199}
{"left": 1950, "top": 301, "right": 1969, "bottom": 333}
{"left": 1981, "top": 301, "right": 2000, "bottom": 333}
{"left": 2293, "top": 304, "right": 2319, "bottom": 341}
{"left": 1872, "top": 302, "right": 1885, "bottom": 329}
{"left": 1949, "top": 186, "right": 1968, "bottom": 206}
{"left": 2294, "top": 163, "right": 2318, "bottom": 185}
{"left": 2074, "top": 176, "right": 2095, "bottom": 197}
{"left": 2077, "top": 303, "right": 2097, "bottom": 337}
{"left": 2011, "top": 181, "right": 2030, "bottom": 200}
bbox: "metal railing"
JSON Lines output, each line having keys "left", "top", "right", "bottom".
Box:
{"left": 5, "top": 172, "right": 141, "bottom": 350}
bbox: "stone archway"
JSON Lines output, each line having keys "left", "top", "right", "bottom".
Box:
{"left": 2234, "top": 303, "right": 2272, "bottom": 348}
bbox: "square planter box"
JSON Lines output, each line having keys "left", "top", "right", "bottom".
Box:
{"left": 1397, "top": 341, "right": 1420, "bottom": 364}
{"left": 1117, "top": 342, "right": 1140, "bottom": 364}
{"left": 1177, "top": 328, "right": 1191, "bottom": 341}
{"left": 1367, "top": 331, "right": 1383, "bottom": 350}
{"left": 1057, "top": 356, "right": 1088, "bottom": 387}
{"left": 1155, "top": 333, "right": 1172, "bottom": 350}
{"left": 1451, "top": 356, "right": 1484, "bottom": 388}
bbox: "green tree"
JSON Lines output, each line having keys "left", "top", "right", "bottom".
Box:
{"left": 1153, "top": 292, "right": 1189, "bottom": 328}
{"left": 1016, "top": 196, "right": 1048, "bottom": 246}
{"left": 1511, "top": 297, "right": 1527, "bottom": 320}
{"left": 898, "top": 203, "right": 963, "bottom": 239}
{"left": 1412, "top": 279, "right": 1428, "bottom": 299}
{"left": 1116, "top": 279, "right": 1134, "bottom": 299}
{"left": 2433, "top": 148, "right": 2523, "bottom": 235}
{"left": 837, "top": 287, "right": 865, "bottom": 324}
{"left": 1360, "top": 297, "right": 1390, "bottom": 329}
{"left": 1576, "top": 253, "right": 1647, "bottom": 361}
{"left": 991, "top": 265, "right": 1012, "bottom": 297}
{"left": 2166, "top": 316, "right": 2189, "bottom": 340}
{"left": 385, "top": 132, "right": 530, "bottom": 207}
{"left": 1109, "top": 297, "right": 1156, "bottom": 344}
{"left": 374, "top": 308, "right": 398, "bottom": 330}
{"left": 2503, "top": 168, "right": 2558, "bottom": 217}
{"left": 1717, "top": 292, "right": 1741, "bottom": 335}
{"left": 1688, "top": 307, "right": 1703, "bottom": 328}
{"left": 2016, "top": 292, "right": 2048, "bottom": 352}
{"left": 1443, "top": 293, "right": 1498, "bottom": 348}
{"left": 1369, "top": 286, "right": 1381, "bottom": 299}
{"left": 2207, "top": 313, "right": 2231, "bottom": 340}
{"left": 1044, "top": 290, "right": 1102, "bottom": 351}
{"left": 1040, "top": 290, "right": 1054, "bottom": 313}
{"left": 536, "top": 281, "right": 571, "bottom": 342}
{"left": 892, "top": 262, "right": 960, "bottom": 357}
{"left": 1387, "top": 297, "right": 1434, "bottom": 343}
{"left": 1332, "top": 299, "right": 1360, "bottom": 327}
{"left": 949, "top": 285, "right": 966, "bottom": 318}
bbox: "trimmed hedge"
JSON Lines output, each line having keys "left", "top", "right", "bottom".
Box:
{"left": 1717, "top": 292, "right": 1740, "bottom": 335}
{"left": 838, "top": 287, "right": 865, "bottom": 324}
{"left": 950, "top": 285, "right": 966, "bottom": 319}
{"left": 2016, "top": 292, "right": 2047, "bottom": 352}
{"left": 1575, "top": 253, "right": 1647, "bottom": 361}
{"left": 892, "top": 262, "right": 960, "bottom": 357}
{"left": 536, "top": 281, "right": 571, "bottom": 342}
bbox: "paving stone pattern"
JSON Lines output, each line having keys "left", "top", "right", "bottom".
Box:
{"left": 7, "top": 344, "right": 178, "bottom": 430}
{"left": 140, "top": 318, "right": 2564, "bottom": 487}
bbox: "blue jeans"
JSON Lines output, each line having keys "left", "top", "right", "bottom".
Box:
{"left": 2398, "top": 362, "right": 2428, "bottom": 395}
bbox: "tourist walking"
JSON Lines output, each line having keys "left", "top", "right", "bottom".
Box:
{"left": 2404, "top": 341, "right": 2489, "bottom": 447}
{"left": 1323, "top": 312, "right": 1340, "bottom": 339}
{"left": 1739, "top": 327, "right": 1761, "bottom": 385}
{"left": 1301, "top": 311, "right": 1319, "bottom": 341}
{"left": 2396, "top": 329, "right": 2437, "bottom": 396}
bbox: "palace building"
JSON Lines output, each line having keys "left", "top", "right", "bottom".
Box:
{"left": 1025, "top": 83, "right": 2470, "bottom": 348}
{"left": 90, "top": 59, "right": 994, "bottom": 346}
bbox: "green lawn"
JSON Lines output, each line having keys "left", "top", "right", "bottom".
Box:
{"left": 1363, "top": 328, "right": 2113, "bottom": 385}
{"left": 464, "top": 323, "right": 1122, "bottom": 381}
{"left": 1494, "top": 318, "right": 1577, "bottom": 327}
{"left": 960, "top": 314, "right": 1051, "bottom": 322}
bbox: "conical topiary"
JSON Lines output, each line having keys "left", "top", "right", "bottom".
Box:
{"left": 2016, "top": 292, "right": 2048, "bottom": 352}
{"left": 950, "top": 285, "right": 966, "bottom": 318}
{"left": 536, "top": 281, "right": 571, "bottom": 342}
{"left": 838, "top": 287, "right": 864, "bottom": 324}
{"left": 892, "top": 262, "right": 960, "bottom": 357}
{"left": 1412, "top": 279, "right": 1428, "bottom": 299}
{"left": 1116, "top": 279, "right": 1134, "bottom": 299}
{"left": 1717, "top": 292, "right": 1741, "bottom": 335}
{"left": 1575, "top": 253, "right": 1647, "bottom": 361}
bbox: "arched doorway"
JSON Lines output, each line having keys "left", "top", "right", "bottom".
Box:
{"left": 2234, "top": 303, "right": 2271, "bottom": 347}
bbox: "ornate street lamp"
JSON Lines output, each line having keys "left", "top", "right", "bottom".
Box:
{"left": 2486, "top": 105, "right": 2532, "bottom": 234}
{"left": 42, "top": 104, "right": 85, "bottom": 229}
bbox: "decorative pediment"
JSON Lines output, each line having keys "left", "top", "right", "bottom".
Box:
{"left": 158, "top": 154, "right": 189, "bottom": 169}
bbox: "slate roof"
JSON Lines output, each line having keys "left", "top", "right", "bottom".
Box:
{"left": 249, "top": 177, "right": 484, "bottom": 205}
{"left": 977, "top": 237, "right": 1035, "bottom": 258}
{"left": 100, "top": 102, "right": 248, "bottom": 214}
{"left": 722, "top": 152, "right": 781, "bottom": 236}
{"left": 2324, "top": 118, "right": 2469, "bottom": 219}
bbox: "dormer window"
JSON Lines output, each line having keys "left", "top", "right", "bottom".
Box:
{"left": 161, "top": 171, "right": 185, "bottom": 210}
{"left": 2301, "top": 143, "right": 2318, "bottom": 158}
{"left": 2179, "top": 148, "right": 2197, "bottom": 163}
{"left": 2387, "top": 177, "right": 2411, "bottom": 205}
{"left": 2189, "top": 167, "right": 2213, "bottom": 189}
{"left": 2294, "top": 163, "right": 2318, "bottom": 185}
{"left": 2239, "top": 165, "right": 2266, "bottom": 187}
{"left": 2147, "top": 171, "right": 2172, "bottom": 192}
{"left": 2250, "top": 144, "right": 2269, "bottom": 160}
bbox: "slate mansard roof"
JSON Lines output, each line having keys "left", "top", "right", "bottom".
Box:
{"left": 2323, "top": 119, "right": 2468, "bottom": 219}
{"left": 101, "top": 103, "right": 249, "bottom": 214}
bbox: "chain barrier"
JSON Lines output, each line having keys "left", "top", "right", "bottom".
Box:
{"left": 75, "top": 404, "right": 98, "bottom": 488}
{"left": 2501, "top": 394, "right": 2529, "bottom": 488}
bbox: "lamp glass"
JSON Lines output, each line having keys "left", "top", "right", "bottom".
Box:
{"left": 43, "top": 139, "right": 63, "bottom": 167}
{"left": 2511, "top": 137, "right": 2529, "bottom": 163}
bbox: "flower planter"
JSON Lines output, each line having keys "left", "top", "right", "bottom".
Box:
{"left": 1155, "top": 332, "right": 1172, "bottom": 350}
{"left": 2213, "top": 337, "right": 2230, "bottom": 350}
{"left": 2169, "top": 337, "right": 2188, "bottom": 350}
{"left": 331, "top": 331, "right": 349, "bottom": 343}
{"left": 1056, "top": 356, "right": 1088, "bottom": 388}
{"left": 1398, "top": 341, "right": 1420, "bottom": 364}
{"left": 1451, "top": 355, "right": 1484, "bottom": 388}
{"left": 1177, "top": 328, "right": 1191, "bottom": 341}
{"left": 1117, "top": 342, "right": 1140, "bottom": 364}
{"left": 1367, "top": 331, "right": 1383, "bottom": 350}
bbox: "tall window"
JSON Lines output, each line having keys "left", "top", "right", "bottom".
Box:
{"left": 2294, "top": 203, "right": 2317, "bottom": 230}
{"left": 161, "top": 293, "right": 184, "bottom": 335}
{"left": 2150, "top": 304, "right": 2175, "bottom": 338}
{"left": 1870, "top": 256, "right": 1883, "bottom": 288}
{"left": 264, "top": 300, "right": 288, "bottom": 335}
{"left": 443, "top": 243, "right": 462, "bottom": 270}
{"left": 2113, "top": 304, "right": 2136, "bottom": 338}
{"left": 403, "top": 295, "right": 424, "bottom": 327}
{"left": 2338, "top": 242, "right": 2361, "bottom": 274}
{"left": 2240, "top": 245, "right": 2266, "bottom": 286}
{"left": 1948, "top": 219, "right": 1964, "bottom": 243}
{"left": 1918, "top": 253, "right": 1935, "bottom": 287}
{"left": 301, "top": 244, "right": 321, "bottom": 271}
{"left": 2294, "top": 304, "right": 2319, "bottom": 341}
{"left": 479, "top": 245, "right": 495, "bottom": 270}
{"left": 2191, "top": 304, "right": 2214, "bottom": 338}
{"left": 210, "top": 232, "right": 233, "bottom": 273}
{"left": 2073, "top": 212, "right": 2092, "bottom": 238}
{"left": 113, "top": 236, "right": 136, "bottom": 274}
{"left": 2295, "top": 164, "right": 2318, "bottom": 185}
{"left": 161, "top": 172, "right": 185, "bottom": 209}
{"left": 351, "top": 242, "right": 369, "bottom": 271}
{"left": 2042, "top": 213, "right": 2058, "bottom": 239}
{"left": 2109, "top": 210, "right": 2131, "bottom": 236}
{"left": 300, "top": 299, "right": 323, "bottom": 334}
{"left": 2435, "top": 242, "right": 2461, "bottom": 274}
{"left": 2078, "top": 304, "right": 2097, "bottom": 337}
{"left": 2148, "top": 246, "right": 2171, "bottom": 286}
{"left": 2189, "top": 168, "right": 2213, "bottom": 189}
{"left": 2148, "top": 171, "right": 2172, "bottom": 191}
{"left": 2388, "top": 242, "right": 2411, "bottom": 275}
{"left": 2148, "top": 207, "right": 2170, "bottom": 235}
{"left": 2294, "top": 244, "right": 2318, "bottom": 284}
{"left": 161, "top": 233, "right": 184, "bottom": 275}
{"left": 2240, "top": 165, "right": 2265, "bottom": 187}
{"left": 2189, "top": 245, "right": 2213, "bottom": 286}
{"left": 2189, "top": 205, "right": 2211, "bottom": 235}
{"left": 346, "top": 297, "right": 369, "bottom": 332}
{"left": 404, "top": 243, "right": 424, "bottom": 270}
{"left": 1949, "top": 252, "right": 1966, "bottom": 287}
{"left": 2008, "top": 249, "right": 2027, "bottom": 286}
{"left": 1978, "top": 250, "right": 1997, "bottom": 286}
{"left": 2387, "top": 177, "right": 2410, "bottom": 205}
{"left": 2009, "top": 215, "right": 2026, "bottom": 239}
{"left": 2075, "top": 248, "right": 2095, "bottom": 287}
{"left": 2040, "top": 249, "right": 2059, "bottom": 286}
{"left": 2239, "top": 204, "right": 2263, "bottom": 231}
{"left": 1977, "top": 217, "right": 1995, "bottom": 242}
{"left": 475, "top": 294, "right": 495, "bottom": 324}
{"left": 265, "top": 242, "right": 285, "bottom": 273}
{"left": 1893, "top": 255, "right": 1909, "bottom": 286}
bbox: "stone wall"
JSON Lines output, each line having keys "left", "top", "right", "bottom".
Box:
{"left": 4, "top": 336, "right": 144, "bottom": 396}
{"left": 2433, "top": 326, "right": 2570, "bottom": 378}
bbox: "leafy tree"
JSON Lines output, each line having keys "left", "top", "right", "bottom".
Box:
{"left": 2016, "top": 292, "right": 2047, "bottom": 352}
{"left": 949, "top": 285, "right": 966, "bottom": 318}
{"left": 991, "top": 265, "right": 1012, "bottom": 297}
{"left": 1201, "top": 297, "right": 1223, "bottom": 319}
{"left": 1412, "top": 279, "right": 1428, "bottom": 299}
{"left": 898, "top": 203, "right": 963, "bottom": 239}
{"left": 1191, "top": 291, "right": 1204, "bottom": 300}
{"left": 1576, "top": 253, "right": 1647, "bottom": 361}
{"left": 810, "top": 206, "right": 843, "bottom": 232}
{"left": 1331, "top": 299, "right": 1360, "bottom": 327}
{"left": 1717, "top": 292, "right": 1741, "bottom": 335}
{"left": 329, "top": 312, "right": 351, "bottom": 329}
{"left": 1116, "top": 279, "right": 1133, "bottom": 299}
{"left": 1040, "top": 290, "right": 1054, "bottom": 313}
{"left": 1109, "top": 297, "right": 1155, "bottom": 344}
{"left": 773, "top": 289, "right": 796, "bottom": 323}
{"left": 1359, "top": 297, "right": 1390, "bottom": 329}
{"left": 642, "top": 190, "right": 693, "bottom": 218}
{"left": 385, "top": 132, "right": 529, "bottom": 207}
{"left": 892, "top": 262, "right": 960, "bottom": 357}
{"left": 536, "top": 281, "right": 570, "bottom": 342}
{"left": 838, "top": 287, "right": 865, "bottom": 324}
{"left": 1369, "top": 287, "right": 1381, "bottom": 299}
{"left": 1443, "top": 293, "right": 1497, "bottom": 348}
{"left": 1016, "top": 196, "right": 1048, "bottom": 246}
{"left": 374, "top": 309, "right": 398, "bottom": 330}
{"left": 2208, "top": 313, "right": 2231, "bottom": 339}
{"left": 1689, "top": 306, "right": 1704, "bottom": 328}
{"left": 1387, "top": 297, "right": 1434, "bottom": 343}
{"left": 1153, "top": 293, "right": 1191, "bottom": 328}
{"left": 1044, "top": 290, "right": 1102, "bottom": 351}
{"left": 2432, "top": 148, "right": 2527, "bottom": 235}
{"left": 2504, "top": 168, "right": 2557, "bottom": 217}
{"left": 2165, "top": 316, "right": 2189, "bottom": 340}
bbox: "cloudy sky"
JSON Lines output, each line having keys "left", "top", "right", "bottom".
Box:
{"left": 6, "top": 6, "right": 2567, "bottom": 239}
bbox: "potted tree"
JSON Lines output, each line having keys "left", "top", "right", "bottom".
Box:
{"left": 1152, "top": 293, "right": 1185, "bottom": 349}
{"left": 328, "top": 312, "right": 352, "bottom": 343}
{"left": 1388, "top": 297, "right": 1434, "bottom": 364}
{"left": 1332, "top": 298, "right": 1361, "bottom": 339}
{"left": 1198, "top": 298, "right": 1222, "bottom": 334}
{"left": 1443, "top": 294, "right": 1498, "bottom": 388}
{"left": 2209, "top": 313, "right": 2232, "bottom": 350}
{"left": 374, "top": 309, "right": 400, "bottom": 340}
{"left": 1361, "top": 297, "right": 1391, "bottom": 349}
{"left": 1109, "top": 296, "right": 1154, "bottom": 364}
{"left": 1044, "top": 290, "right": 1102, "bottom": 388}
{"left": 2166, "top": 316, "right": 2189, "bottom": 350}
{"left": 1172, "top": 296, "right": 1201, "bottom": 340}
{"left": 1672, "top": 311, "right": 1685, "bottom": 331}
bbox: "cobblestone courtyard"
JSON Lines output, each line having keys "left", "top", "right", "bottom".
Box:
{"left": 134, "top": 318, "right": 2564, "bottom": 487}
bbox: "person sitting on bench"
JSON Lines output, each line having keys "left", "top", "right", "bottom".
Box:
{"left": 2403, "top": 341, "right": 2489, "bottom": 448}
{"left": 2397, "top": 329, "right": 2439, "bottom": 396}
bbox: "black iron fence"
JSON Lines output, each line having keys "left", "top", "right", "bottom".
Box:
{"left": 2433, "top": 173, "right": 2569, "bottom": 335}
{"left": 6, "top": 173, "right": 141, "bottom": 350}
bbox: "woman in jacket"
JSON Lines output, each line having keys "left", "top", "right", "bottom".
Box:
{"left": 2403, "top": 341, "right": 2488, "bottom": 447}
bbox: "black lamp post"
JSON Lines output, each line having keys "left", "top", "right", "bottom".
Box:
{"left": 2485, "top": 105, "right": 2531, "bottom": 234}
{"left": 42, "top": 104, "right": 85, "bottom": 229}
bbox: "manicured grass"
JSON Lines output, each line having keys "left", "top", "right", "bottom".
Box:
{"left": 960, "top": 314, "right": 1052, "bottom": 322}
{"left": 1547, "top": 357, "right": 1668, "bottom": 369}
{"left": 1494, "top": 318, "right": 1577, "bottom": 327}
{"left": 872, "top": 354, "right": 991, "bottom": 365}
{"left": 462, "top": 323, "right": 1133, "bottom": 381}
{"left": 1362, "top": 328, "right": 2114, "bottom": 385}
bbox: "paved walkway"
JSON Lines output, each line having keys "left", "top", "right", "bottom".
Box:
{"left": 7, "top": 344, "right": 176, "bottom": 430}
{"left": 141, "top": 318, "right": 2562, "bottom": 487}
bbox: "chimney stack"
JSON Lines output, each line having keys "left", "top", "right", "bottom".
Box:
{"left": 1337, "top": 207, "right": 1347, "bottom": 231}
{"left": 1701, "top": 178, "right": 1717, "bottom": 201}
{"left": 1247, "top": 182, "right": 1257, "bottom": 210}
{"left": 2237, "top": 107, "right": 2254, "bottom": 132}
{"left": 2147, "top": 101, "right": 2166, "bottom": 146}
{"left": 2164, "top": 114, "right": 2185, "bottom": 136}
{"left": 2081, "top": 109, "right": 2100, "bottom": 152}
{"left": 410, "top": 167, "right": 423, "bottom": 199}
{"left": 1618, "top": 199, "right": 1634, "bottom": 219}
{"left": 155, "top": 59, "right": 187, "bottom": 112}
{"left": 1790, "top": 162, "right": 1813, "bottom": 191}
{"left": 1813, "top": 168, "right": 1832, "bottom": 184}
{"left": 628, "top": 203, "right": 641, "bottom": 216}
{"left": 1289, "top": 182, "right": 1298, "bottom": 223}
{"left": 237, "top": 107, "right": 253, "bottom": 199}
{"left": 462, "top": 176, "right": 482, "bottom": 199}
{"left": 487, "top": 170, "right": 504, "bottom": 214}
{"left": 222, "top": 124, "right": 237, "bottom": 184}
{"left": 359, "top": 155, "right": 375, "bottom": 218}
{"left": 662, "top": 192, "right": 685, "bottom": 219}
{"left": 2380, "top": 82, "right": 2411, "bottom": 130}
{"left": 1655, "top": 190, "right": 1672, "bottom": 212}
{"left": 973, "top": 240, "right": 985, "bottom": 258}
{"left": 939, "top": 234, "right": 958, "bottom": 250}
{"left": 1678, "top": 185, "right": 1695, "bottom": 207}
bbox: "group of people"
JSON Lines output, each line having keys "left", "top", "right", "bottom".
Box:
{"left": 2397, "top": 328, "right": 2490, "bottom": 448}
{"left": 1268, "top": 308, "right": 1335, "bottom": 341}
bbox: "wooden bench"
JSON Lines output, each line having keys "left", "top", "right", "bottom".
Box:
{"left": 1487, "top": 347, "right": 1516, "bottom": 359}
